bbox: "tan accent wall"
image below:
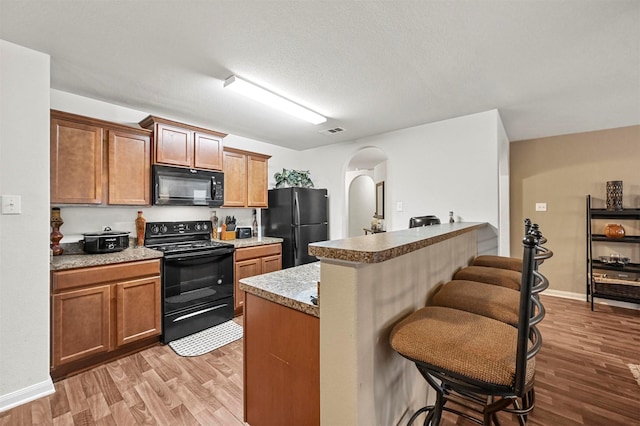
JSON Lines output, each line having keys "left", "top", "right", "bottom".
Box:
{"left": 510, "top": 125, "right": 640, "bottom": 295}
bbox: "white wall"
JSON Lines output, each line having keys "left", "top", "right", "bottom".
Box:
{"left": 0, "top": 40, "right": 54, "bottom": 411}
{"left": 298, "top": 110, "right": 507, "bottom": 253}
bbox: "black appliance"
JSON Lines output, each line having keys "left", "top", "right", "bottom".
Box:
{"left": 81, "top": 230, "right": 130, "bottom": 253}
{"left": 262, "top": 187, "right": 328, "bottom": 269}
{"left": 409, "top": 215, "right": 441, "bottom": 228}
{"left": 144, "top": 220, "right": 235, "bottom": 343}
{"left": 152, "top": 165, "right": 224, "bottom": 207}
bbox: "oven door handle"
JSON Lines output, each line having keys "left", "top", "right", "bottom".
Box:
{"left": 172, "top": 304, "right": 228, "bottom": 322}
{"left": 163, "top": 248, "right": 234, "bottom": 261}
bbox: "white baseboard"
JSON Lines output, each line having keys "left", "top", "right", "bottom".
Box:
{"left": 0, "top": 378, "right": 55, "bottom": 413}
{"left": 545, "top": 289, "right": 640, "bottom": 310}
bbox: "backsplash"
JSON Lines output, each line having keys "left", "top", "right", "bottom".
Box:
{"left": 53, "top": 205, "right": 259, "bottom": 242}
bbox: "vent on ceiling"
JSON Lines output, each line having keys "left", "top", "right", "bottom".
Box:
{"left": 319, "top": 127, "right": 346, "bottom": 136}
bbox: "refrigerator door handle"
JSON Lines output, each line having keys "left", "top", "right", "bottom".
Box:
{"left": 293, "top": 226, "right": 299, "bottom": 262}
{"left": 294, "top": 191, "right": 300, "bottom": 226}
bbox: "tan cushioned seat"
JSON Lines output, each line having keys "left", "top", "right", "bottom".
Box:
{"left": 453, "top": 266, "right": 521, "bottom": 291}
{"left": 389, "top": 306, "right": 535, "bottom": 387}
{"left": 472, "top": 255, "right": 522, "bottom": 272}
{"left": 430, "top": 280, "right": 520, "bottom": 326}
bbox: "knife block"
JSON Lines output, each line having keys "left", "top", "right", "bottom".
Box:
{"left": 220, "top": 230, "right": 236, "bottom": 240}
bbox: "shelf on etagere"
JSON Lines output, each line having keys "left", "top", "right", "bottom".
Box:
{"left": 591, "top": 234, "right": 640, "bottom": 243}
{"left": 591, "top": 260, "right": 640, "bottom": 274}
{"left": 589, "top": 208, "right": 640, "bottom": 219}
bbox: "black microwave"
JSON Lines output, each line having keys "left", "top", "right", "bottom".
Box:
{"left": 153, "top": 165, "right": 224, "bottom": 207}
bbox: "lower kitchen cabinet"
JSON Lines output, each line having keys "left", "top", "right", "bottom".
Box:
{"left": 51, "top": 259, "right": 161, "bottom": 379}
{"left": 244, "top": 292, "right": 319, "bottom": 426}
{"left": 234, "top": 244, "right": 282, "bottom": 314}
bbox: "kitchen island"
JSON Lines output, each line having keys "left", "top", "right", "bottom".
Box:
{"left": 240, "top": 263, "right": 320, "bottom": 426}
{"left": 240, "top": 222, "right": 486, "bottom": 426}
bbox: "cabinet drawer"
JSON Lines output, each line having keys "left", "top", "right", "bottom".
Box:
{"left": 52, "top": 259, "right": 161, "bottom": 292}
{"left": 235, "top": 244, "right": 282, "bottom": 262}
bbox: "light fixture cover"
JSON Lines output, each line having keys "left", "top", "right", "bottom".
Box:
{"left": 224, "top": 75, "right": 326, "bottom": 125}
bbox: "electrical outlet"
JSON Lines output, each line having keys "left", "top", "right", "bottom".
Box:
{"left": 535, "top": 203, "right": 547, "bottom": 212}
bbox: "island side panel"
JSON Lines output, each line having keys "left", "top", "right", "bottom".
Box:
{"left": 319, "top": 230, "right": 477, "bottom": 426}
{"left": 244, "top": 292, "right": 320, "bottom": 426}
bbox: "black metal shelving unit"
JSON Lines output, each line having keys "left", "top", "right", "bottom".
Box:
{"left": 586, "top": 195, "right": 640, "bottom": 310}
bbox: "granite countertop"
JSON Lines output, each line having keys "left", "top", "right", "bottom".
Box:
{"left": 212, "top": 236, "right": 283, "bottom": 248}
{"left": 239, "top": 262, "right": 320, "bottom": 317}
{"left": 309, "top": 222, "right": 486, "bottom": 264}
{"left": 50, "top": 244, "right": 163, "bottom": 271}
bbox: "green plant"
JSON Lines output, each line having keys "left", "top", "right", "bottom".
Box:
{"left": 274, "top": 168, "right": 314, "bottom": 188}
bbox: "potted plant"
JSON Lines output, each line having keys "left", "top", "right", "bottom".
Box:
{"left": 274, "top": 169, "right": 314, "bottom": 188}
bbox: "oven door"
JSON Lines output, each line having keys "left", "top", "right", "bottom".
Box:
{"left": 161, "top": 248, "right": 235, "bottom": 343}
{"left": 162, "top": 248, "right": 234, "bottom": 315}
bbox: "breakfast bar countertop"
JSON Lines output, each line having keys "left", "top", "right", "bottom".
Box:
{"left": 239, "top": 262, "right": 320, "bottom": 317}
{"left": 212, "top": 236, "right": 283, "bottom": 248}
{"left": 309, "top": 222, "right": 486, "bottom": 264}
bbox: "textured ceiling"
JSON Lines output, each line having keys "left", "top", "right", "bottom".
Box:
{"left": 1, "top": 1, "right": 638, "bottom": 150}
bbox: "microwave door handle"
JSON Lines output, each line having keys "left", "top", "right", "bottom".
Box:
{"left": 211, "top": 177, "right": 216, "bottom": 200}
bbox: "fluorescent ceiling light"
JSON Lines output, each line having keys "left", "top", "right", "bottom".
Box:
{"left": 224, "top": 75, "right": 327, "bottom": 125}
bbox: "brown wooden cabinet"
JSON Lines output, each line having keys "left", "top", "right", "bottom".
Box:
{"left": 234, "top": 244, "right": 282, "bottom": 314}
{"left": 50, "top": 110, "right": 151, "bottom": 205}
{"left": 223, "top": 147, "right": 270, "bottom": 208}
{"left": 139, "top": 116, "right": 225, "bottom": 171}
{"left": 51, "top": 259, "right": 161, "bottom": 379}
{"left": 244, "top": 292, "right": 319, "bottom": 426}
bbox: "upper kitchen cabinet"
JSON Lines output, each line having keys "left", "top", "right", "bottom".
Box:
{"left": 138, "top": 116, "right": 226, "bottom": 171}
{"left": 50, "top": 110, "right": 151, "bottom": 205}
{"left": 223, "top": 147, "right": 270, "bottom": 208}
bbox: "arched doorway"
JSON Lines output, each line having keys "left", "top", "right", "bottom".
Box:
{"left": 345, "top": 147, "right": 388, "bottom": 237}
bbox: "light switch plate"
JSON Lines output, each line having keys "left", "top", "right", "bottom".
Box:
{"left": 1, "top": 195, "right": 21, "bottom": 214}
{"left": 396, "top": 201, "right": 403, "bottom": 212}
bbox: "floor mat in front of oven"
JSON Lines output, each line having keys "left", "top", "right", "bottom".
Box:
{"left": 168, "top": 320, "right": 243, "bottom": 357}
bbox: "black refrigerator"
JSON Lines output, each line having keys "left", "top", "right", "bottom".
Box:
{"left": 262, "top": 187, "right": 328, "bottom": 269}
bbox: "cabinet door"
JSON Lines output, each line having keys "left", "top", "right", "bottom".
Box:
{"left": 234, "top": 258, "right": 262, "bottom": 312}
{"left": 223, "top": 150, "right": 247, "bottom": 207}
{"left": 51, "top": 118, "right": 104, "bottom": 204}
{"left": 155, "top": 123, "right": 193, "bottom": 167}
{"left": 194, "top": 131, "right": 223, "bottom": 171}
{"left": 247, "top": 155, "right": 269, "bottom": 207}
{"left": 115, "top": 277, "right": 161, "bottom": 347}
{"left": 262, "top": 254, "right": 282, "bottom": 274}
{"left": 52, "top": 285, "right": 111, "bottom": 367}
{"left": 108, "top": 130, "right": 151, "bottom": 205}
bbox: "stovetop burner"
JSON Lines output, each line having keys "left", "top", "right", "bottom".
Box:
{"left": 143, "top": 220, "right": 234, "bottom": 254}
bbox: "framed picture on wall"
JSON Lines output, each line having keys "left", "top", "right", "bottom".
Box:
{"left": 375, "top": 181, "right": 384, "bottom": 219}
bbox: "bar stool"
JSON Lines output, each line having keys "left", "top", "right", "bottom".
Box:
{"left": 453, "top": 265, "right": 521, "bottom": 290}
{"left": 390, "top": 230, "right": 552, "bottom": 425}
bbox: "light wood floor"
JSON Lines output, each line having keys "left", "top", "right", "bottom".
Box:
{"left": 1, "top": 296, "right": 639, "bottom": 425}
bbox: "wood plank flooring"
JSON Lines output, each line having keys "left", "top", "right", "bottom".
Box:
{"left": 1, "top": 296, "right": 639, "bottom": 425}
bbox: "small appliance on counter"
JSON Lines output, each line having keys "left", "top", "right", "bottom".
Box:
{"left": 81, "top": 228, "right": 130, "bottom": 254}
{"left": 236, "top": 227, "right": 252, "bottom": 239}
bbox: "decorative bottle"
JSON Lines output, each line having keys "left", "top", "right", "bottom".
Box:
{"left": 50, "top": 207, "right": 64, "bottom": 256}
{"left": 449, "top": 211, "right": 455, "bottom": 223}
{"left": 135, "top": 211, "right": 146, "bottom": 246}
{"left": 211, "top": 210, "right": 219, "bottom": 239}
{"left": 252, "top": 209, "right": 258, "bottom": 237}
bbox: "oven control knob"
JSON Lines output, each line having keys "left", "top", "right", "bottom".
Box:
{"left": 202, "top": 223, "right": 209, "bottom": 230}
{"left": 217, "top": 278, "right": 223, "bottom": 285}
{"left": 151, "top": 225, "right": 159, "bottom": 234}
{"left": 195, "top": 223, "right": 202, "bottom": 231}
{"left": 160, "top": 225, "right": 168, "bottom": 233}
{"left": 107, "top": 243, "right": 115, "bottom": 249}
